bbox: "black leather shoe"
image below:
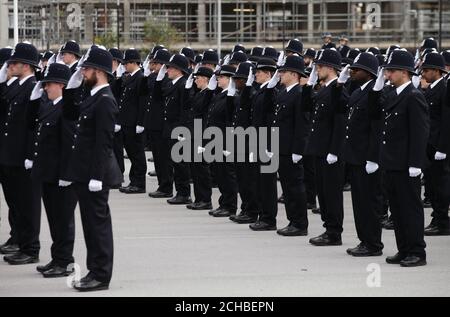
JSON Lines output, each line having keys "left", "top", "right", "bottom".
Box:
{"left": 309, "top": 233, "right": 342, "bottom": 246}
{"left": 424, "top": 223, "right": 450, "bottom": 236}
{"left": 190, "top": 201, "right": 213, "bottom": 210}
{"left": 36, "top": 261, "right": 55, "bottom": 273}
{"left": 167, "top": 195, "right": 192, "bottom": 205}
{"left": 6, "top": 253, "right": 39, "bottom": 265}
{"left": 347, "top": 244, "right": 382, "bottom": 257}
{"left": 43, "top": 265, "right": 74, "bottom": 278}
{"left": 148, "top": 190, "right": 173, "bottom": 198}
{"left": 73, "top": 275, "right": 109, "bottom": 292}
{"left": 346, "top": 243, "right": 364, "bottom": 255}
{"left": 400, "top": 255, "right": 427, "bottom": 267}
{"left": 386, "top": 253, "right": 407, "bottom": 264}
{"left": 231, "top": 213, "right": 257, "bottom": 224}
{"left": 311, "top": 208, "right": 321, "bottom": 215}
{"left": 0, "top": 243, "right": 19, "bottom": 255}
{"left": 249, "top": 221, "right": 277, "bottom": 231}
{"left": 307, "top": 203, "right": 317, "bottom": 210}
{"left": 343, "top": 183, "right": 351, "bottom": 191}
{"left": 121, "top": 186, "right": 145, "bottom": 194}
{"left": 118, "top": 185, "right": 131, "bottom": 192}
{"left": 213, "top": 209, "right": 235, "bottom": 218}
{"left": 277, "top": 195, "right": 285, "bottom": 204}
{"left": 209, "top": 207, "right": 223, "bottom": 216}
{"left": 147, "top": 170, "right": 157, "bottom": 176}
{"left": 277, "top": 225, "right": 308, "bottom": 236}
{"left": 422, "top": 198, "right": 432, "bottom": 208}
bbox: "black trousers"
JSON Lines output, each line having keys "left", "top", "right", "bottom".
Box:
{"left": 278, "top": 156, "right": 308, "bottom": 229}
{"left": 190, "top": 161, "right": 212, "bottom": 203}
{"left": 347, "top": 164, "right": 384, "bottom": 251}
{"left": 149, "top": 130, "right": 172, "bottom": 194}
{"left": 426, "top": 145, "right": 450, "bottom": 227}
{"left": 303, "top": 155, "right": 317, "bottom": 206}
{"left": 315, "top": 157, "right": 345, "bottom": 236}
{"left": 0, "top": 165, "right": 41, "bottom": 256}
{"left": 385, "top": 170, "right": 426, "bottom": 258}
{"left": 122, "top": 126, "right": 147, "bottom": 189}
{"left": 163, "top": 138, "right": 191, "bottom": 197}
{"left": 235, "top": 161, "right": 259, "bottom": 215}
{"left": 73, "top": 183, "right": 114, "bottom": 283}
{"left": 41, "top": 182, "right": 77, "bottom": 266}
{"left": 256, "top": 163, "right": 278, "bottom": 226}
{"left": 212, "top": 160, "right": 237, "bottom": 212}
{"left": 113, "top": 131, "right": 125, "bottom": 174}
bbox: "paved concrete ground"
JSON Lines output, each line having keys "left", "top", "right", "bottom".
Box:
{"left": 0, "top": 156, "right": 449, "bottom": 297}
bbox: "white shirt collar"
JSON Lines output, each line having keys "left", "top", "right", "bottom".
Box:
{"left": 53, "top": 96, "right": 63, "bottom": 105}
{"left": 396, "top": 81, "right": 412, "bottom": 95}
{"left": 6, "top": 77, "right": 17, "bottom": 86}
{"left": 19, "top": 74, "right": 34, "bottom": 86}
{"left": 90, "top": 83, "right": 110, "bottom": 96}
{"left": 68, "top": 60, "right": 78, "bottom": 69}
{"left": 324, "top": 77, "right": 338, "bottom": 87}
{"left": 286, "top": 82, "right": 299, "bottom": 92}
{"left": 130, "top": 68, "right": 140, "bottom": 77}
{"left": 172, "top": 75, "right": 183, "bottom": 85}
{"left": 430, "top": 77, "right": 443, "bottom": 89}
{"left": 360, "top": 79, "right": 373, "bottom": 91}
{"left": 260, "top": 81, "right": 270, "bottom": 89}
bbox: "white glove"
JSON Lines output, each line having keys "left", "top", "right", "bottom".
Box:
{"left": 373, "top": 67, "right": 385, "bottom": 91}
{"left": 245, "top": 67, "right": 255, "bottom": 87}
{"left": 222, "top": 54, "right": 231, "bottom": 66}
{"left": 277, "top": 50, "right": 285, "bottom": 67}
{"left": 144, "top": 65, "right": 151, "bottom": 77}
{"left": 116, "top": 64, "right": 125, "bottom": 78}
{"left": 30, "top": 81, "right": 43, "bottom": 100}
{"left": 156, "top": 65, "right": 167, "bottom": 81}
{"left": 365, "top": 161, "right": 379, "bottom": 174}
{"left": 136, "top": 125, "right": 145, "bottom": 134}
{"left": 24, "top": 159, "right": 33, "bottom": 170}
{"left": 88, "top": 179, "right": 103, "bottom": 192}
{"left": 326, "top": 153, "right": 338, "bottom": 165}
{"left": 265, "top": 149, "right": 274, "bottom": 159}
{"left": 177, "top": 135, "right": 186, "bottom": 142}
{"left": 58, "top": 180, "right": 72, "bottom": 187}
{"left": 193, "top": 63, "right": 200, "bottom": 74}
{"left": 0, "top": 63, "right": 8, "bottom": 83}
{"left": 414, "top": 49, "right": 420, "bottom": 64}
{"left": 47, "top": 54, "right": 56, "bottom": 68}
{"left": 338, "top": 64, "right": 351, "bottom": 84}
{"left": 56, "top": 52, "right": 64, "bottom": 64}
{"left": 409, "top": 167, "right": 422, "bottom": 177}
{"left": 197, "top": 146, "right": 206, "bottom": 154}
{"left": 292, "top": 153, "right": 303, "bottom": 163}
{"left": 223, "top": 150, "right": 231, "bottom": 157}
{"left": 307, "top": 64, "right": 318, "bottom": 86}
{"left": 114, "top": 124, "right": 121, "bottom": 133}
{"left": 207, "top": 74, "right": 218, "bottom": 90}
{"left": 268, "top": 70, "right": 280, "bottom": 89}
{"left": 185, "top": 73, "right": 194, "bottom": 89}
{"left": 412, "top": 75, "right": 421, "bottom": 89}
{"left": 67, "top": 68, "right": 83, "bottom": 89}
{"left": 142, "top": 55, "right": 150, "bottom": 75}
{"left": 227, "top": 78, "right": 236, "bottom": 96}
{"left": 435, "top": 151, "right": 447, "bottom": 161}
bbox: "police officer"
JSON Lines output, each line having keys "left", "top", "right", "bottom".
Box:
{"left": 28, "top": 63, "right": 78, "bottom": 277}
{"left": 1, "top": 42, "right": 42, "bottom": 265}
{"left": 116, "top": 48, "right": 147, "bottom": 194}
{"left": 154, "top": 54, "right": 192, "bottom": 204}
{"left": 371, "top": 49, "right": 429, "bottom": 267}
{"left": 60, "top": 40, "right": 81, "bottom": 74}
{"left": 338, "top": 52, "right": 384, "bottom": 256}
{"left": 184, "top": 66, "right": 214, "bottom": 210}
{"left": 338, "top": 34, "right": 351, "bottom": 58}
{"left": 321, "top": 33, "right": 336, "bottom": 49}
{"left": 302, "top": 49, "right": 348, "bottom": 246}
{"left": 200, "top": 49, "right": 220, "bottom": 71}
{"left": 206, "top": 65, "right": 239, "bottom": 217}
{"left": 63, "top": 47, "right": 122, "bottom": 290}
{"left": 419, "top": 52, "right": 450, "bottom": 236}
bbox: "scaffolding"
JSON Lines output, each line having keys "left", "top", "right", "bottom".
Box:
{"left": 1, "top": 0, "right": 449, "bottom": 51}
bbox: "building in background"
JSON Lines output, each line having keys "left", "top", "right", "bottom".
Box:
{"left": 0, "top": 0, "right": 449, "bottom": 51}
